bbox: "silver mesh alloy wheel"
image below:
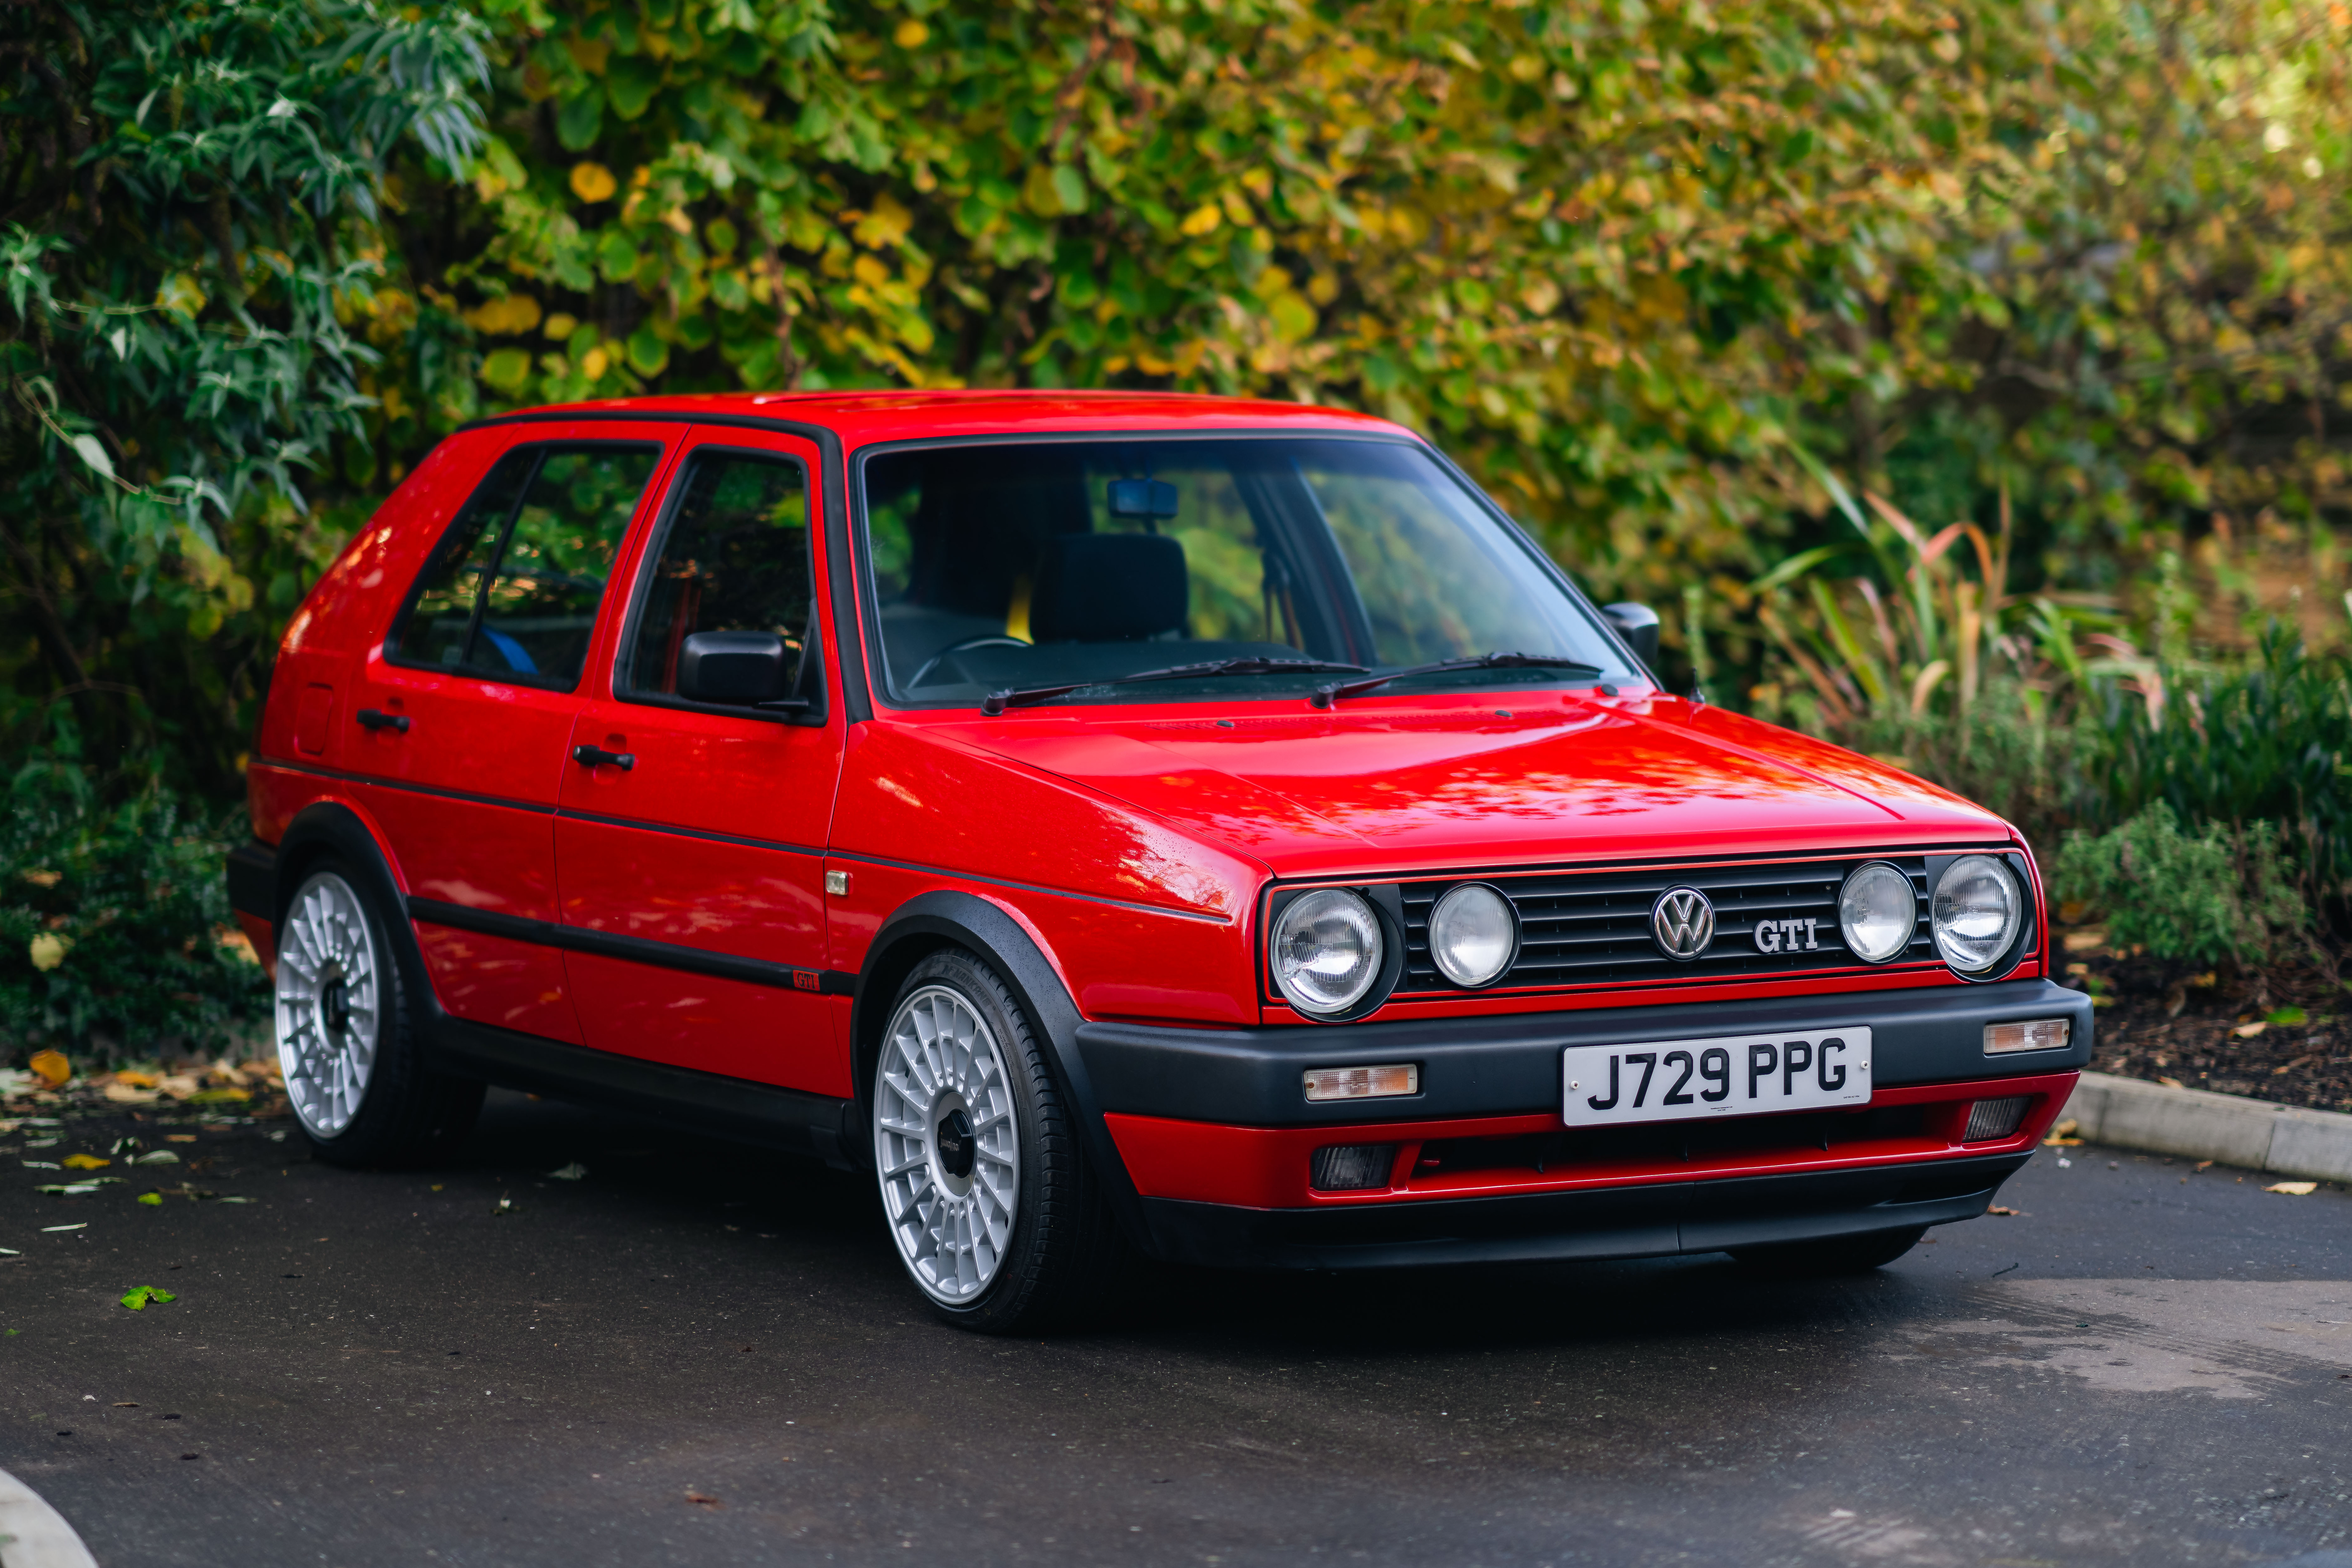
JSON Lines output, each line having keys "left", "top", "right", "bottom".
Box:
{"left": 874, "top": 984, "right": 1022, "bottom": 1305}
{"left": 274, "top": 870, "right": 382, "bottom": 1139}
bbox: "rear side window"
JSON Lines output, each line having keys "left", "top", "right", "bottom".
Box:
{"left": 620, "top": 450, "right": 812, "bottom": 700}
{"left": 387, "top": 442, "right": 660, "bottom": 688}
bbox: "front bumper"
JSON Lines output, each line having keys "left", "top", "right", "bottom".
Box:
{"left": 1078, "top": 978, "right": 2089, "bottom": 1269}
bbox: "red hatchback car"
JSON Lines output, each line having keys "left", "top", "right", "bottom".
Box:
{"left": 228, "top": 391, "right": 2089, "bottom": 1330}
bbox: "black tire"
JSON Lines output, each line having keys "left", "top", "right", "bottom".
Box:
{"left": 275, "top": 858, "right": 484, "bottom": 1169}
{"left": 870, "top": 948, "right": 1127, "bottom": 1333}
{"left": 1732, "top": 1225, "right": 1928, "bottom": 1276}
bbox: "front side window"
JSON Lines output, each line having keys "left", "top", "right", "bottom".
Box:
{"left": 620, "top": 450, "right": 814, "bottom": 702}
{"left": 387, "top": 442, "right": 659, "bottom": 689}
{"left": 859, "top": 437, "right": 1626, "bottom": 708}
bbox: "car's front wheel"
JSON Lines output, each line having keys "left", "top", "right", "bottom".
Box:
{"left": 1732, "top": 1225, "right": 1929, "bottom": 1276}
{"left": 871, "top": 949, "right": 1125, "bottom": 1332}
{"left": 274, "top": 860, "right": 482, "bottom": 1167}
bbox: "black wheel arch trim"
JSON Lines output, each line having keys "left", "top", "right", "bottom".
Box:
{"left": 849, "top": 889, "right": 1156, "bottom": 1251}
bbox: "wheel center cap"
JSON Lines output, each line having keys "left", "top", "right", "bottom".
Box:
{"left": 320, "top": 977, "right": 351, "bottom": 1035}
{"left": 935, "top": 1107, "right": 976, "bottom": 1181}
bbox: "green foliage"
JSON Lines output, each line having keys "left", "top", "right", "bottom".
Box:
{"left": 1, "top": 719, "right": 270, "bottom": 1066}
{"left": 2092, "top": 626, "right": 2352, "bottom": 897}
{"left": 0, "top": 0, "right": 490, "bottom": 797}
{"left": 2054, "top": 803, "right": 2308, "bottom": 968}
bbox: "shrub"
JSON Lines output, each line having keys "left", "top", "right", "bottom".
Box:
{"left": 0, "top": 727, "right": 270, "bottom": 1068}
{"left": 2052, "top": 803, "right": 2308, "bottom": 968}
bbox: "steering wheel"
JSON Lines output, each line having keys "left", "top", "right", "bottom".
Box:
{"left": 906, "top": 634, "right": 1033, "bottom": 690}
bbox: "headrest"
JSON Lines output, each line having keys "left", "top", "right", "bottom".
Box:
{"left": 1029, "top": 533, "right": 1189, "bottom": 643}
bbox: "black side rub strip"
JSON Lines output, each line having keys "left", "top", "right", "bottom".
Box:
{"left": 407, "top": 897, "right": 855, "bottom": 995}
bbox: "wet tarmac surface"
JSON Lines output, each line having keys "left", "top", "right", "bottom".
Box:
{"left": 5, "top": 1090, "right": 2351, "bottom": 1567}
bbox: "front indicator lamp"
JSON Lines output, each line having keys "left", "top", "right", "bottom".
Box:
{"left": 1931, "top": 854, "right": 2023, "bottom": 974}
{"left": 1271, "top": 888, "right": 1385, "bottom": 1015}
{"left": 1985, "top": 1018, "right": 2070, "bottom": 1055}
{"left": 1303, "top": 1064, "right": 1420, "bottom": 1102}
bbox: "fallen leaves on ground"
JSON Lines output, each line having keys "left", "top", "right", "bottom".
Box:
{"left": 61, "top": 1153, "right": 109, "bottom": 1169}
{"left": 2042, "top": 1118, "right": 2082, "bottom": 1147}
{"left": 119, "top": 1286, "right": 177, "bottom": 1310}
{"left": 2264, "top": 1181, "right": 2320, "bottom": 1195}
{"left": 493, "top": 1195, "right": 516, "bottom": 1216}
{"left": 2231, "top": 1021, "right": 2270, "bottom": 1039}
{"left": 131, "top": 1149, "right": 180, "bottom": 1164}
{"left": 1989, "top": 1205, "right": 2022, "bottom": 1216}
{"left": 37, "top": 1179, "right": 122, "bottom": 1195}
{"left": 27, "top": 1050, "right": 70, "bottom": 1088}
{"left": 545, "top": 1162, "right": 587, "bottom": 1180}
{"left": 685, "top": 1492, "right": 722, "bottom": 1508}
{"left": 137, "top": 1192, "right": 162, "bottom": 1206}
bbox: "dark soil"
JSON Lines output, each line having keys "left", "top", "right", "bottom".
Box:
{"left": 2061, "top": 930, "right": 2352, "bottom": 1113}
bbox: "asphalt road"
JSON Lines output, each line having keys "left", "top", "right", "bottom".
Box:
{"left": 5, "top": 1090, "right": 2352, "bottom": 1568}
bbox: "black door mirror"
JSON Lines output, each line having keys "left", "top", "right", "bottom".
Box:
{"left": 677, "top": 630, "right": 793, "bottom": 706}
{"left": 1600, "top": 602, "right": 1660, "bottom": 676}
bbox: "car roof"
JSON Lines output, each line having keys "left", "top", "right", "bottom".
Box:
{"left": 480, "top": 389, "right": 1417, "bottom": 450}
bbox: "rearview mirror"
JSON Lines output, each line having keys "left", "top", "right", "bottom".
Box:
{"left": 677, "top": 630, "right": 793, "bottom": 706}
{"left": 1600, "top": 602, "right": 1660, "bottom": 676}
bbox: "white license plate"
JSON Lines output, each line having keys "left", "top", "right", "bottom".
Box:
{"left": 1561, "top": 1028, "right": 1872, "bottom": 1128}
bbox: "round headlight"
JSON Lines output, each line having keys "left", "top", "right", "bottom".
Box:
{"left": 1428, "top": 883, "right": 1518, "bottom": 987}
{"left": 1931, "top": 854, "right": 2022, "bottom": 973}
{"left": 1838, "top": 861, "right": 1916, "bottom": 964}
{"left": 1271, "top": 889, "right": 1384, "bottom": 1015}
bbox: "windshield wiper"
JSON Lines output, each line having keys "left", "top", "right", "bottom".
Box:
{"left": 980, "top": 656, "right": 1369, "bottom": 715}
{"left": 1309, "top": 652, "right": 1605, "bottom": 708}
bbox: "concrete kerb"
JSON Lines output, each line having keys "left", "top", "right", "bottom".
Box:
{"left": 2060, "top": 1070, "right": 2352, "bottom": 1183}
{"left": 0, "top": 1467, "right": 98, "bottom": 1568}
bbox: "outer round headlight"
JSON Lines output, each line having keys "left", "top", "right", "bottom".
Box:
{"left": 1931, "top": 854, "right": 2023, "bottom": 974}
{"left": 1271, "top": 889, "right": 1384, "bottom": 1015}
{"left": 1838, "top": 861, "right": 1916, "bottom": 964}
{"left": 1428, "top": 883, "right": 1518, "bottom": 987}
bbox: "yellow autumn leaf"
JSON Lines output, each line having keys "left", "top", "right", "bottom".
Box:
{"left": 893, "top": 18, "right": 929, "bottom": 47}
{"left": 854, "top": 193, "right": 913, "bottom": 249}
{"left": 28, "top": 1047, "right": 70, "bottom": 1085}
{"left": 155, "top": 272, "right": 206, "bottom": 319}
{"left": 62, "top": 1153, "right": 110, "bottom": 1169}
{"left": 28, "top": 934, "right": 69, "bottom": 973}
{"left": 581, "top": 345, "right": 610, "bottom": 380}
{"left": 570, "top": 162, "right": 619, "bottom": 203}
{"left": 1179, "top": 203, "right": 1223, "bottom": 237}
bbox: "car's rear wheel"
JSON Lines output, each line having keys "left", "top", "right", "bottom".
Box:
{"left": 872, "top": 948, "right": 1124, "bottom": 1332}
{"left": 1732, "top": 1225, "right": 1929, "bottom": 1276}
{"left": 275, "top": 861, "right": 482, "bottom": 1167}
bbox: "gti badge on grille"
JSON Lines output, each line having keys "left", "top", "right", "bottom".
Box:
{"left": 1650, "top": 886, "right": 1715, "bottom": 960}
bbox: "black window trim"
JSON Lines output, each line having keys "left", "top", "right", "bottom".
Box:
{"left": 382, "top": 436, "right": 666, "bottom": 695}
{"left": 608, "top": 440, "right": 829, "bottom": 729}
{"left": 841, "top": 428, "right": 1637, "bottom": 713}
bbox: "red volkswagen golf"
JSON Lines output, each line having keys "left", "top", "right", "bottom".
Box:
{"left": 228, "top": 391, "right": 2088, "bottom": 1330}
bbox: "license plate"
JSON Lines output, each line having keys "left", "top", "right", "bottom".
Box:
{"left": 1561, "top": 1028, "right": 1872, "bottom": 1128}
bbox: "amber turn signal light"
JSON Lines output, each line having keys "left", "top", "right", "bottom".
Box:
{"left": 1303, "top": 1064, "right": 1419, "bottom": 1102}
{"left": 1983, "top": 1018, "right": 2069, "bottom": 1055}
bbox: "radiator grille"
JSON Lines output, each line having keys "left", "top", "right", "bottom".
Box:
{"left": 1399, "top": 856, "right": 1935, "bottom": 993}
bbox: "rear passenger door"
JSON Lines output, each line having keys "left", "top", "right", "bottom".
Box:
{"left": 348, "top": 423, "right": 685, "bottom": 1042}
{"left": 553, "top": 429, "right": 849, "bottom": 1093}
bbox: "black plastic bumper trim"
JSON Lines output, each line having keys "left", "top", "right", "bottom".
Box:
{"left": 1078, "top": 977, "right": 2092, "bottom": 1126}
{"left": 406, "top": 896, "right": 856, "bottom": 995}
{"left": 1137, "top": 1152, "right": 2031, "bottom": 1270}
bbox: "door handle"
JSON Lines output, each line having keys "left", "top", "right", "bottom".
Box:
{"left": 356, "top": 709, "right": 410, "bottom": 733}
{"left": 571, "top": 743, "right": 635, "bottom": 771}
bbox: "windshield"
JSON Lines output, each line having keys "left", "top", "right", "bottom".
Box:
{"left": 858, "top": 437, "right": 1631, "bottom": 708}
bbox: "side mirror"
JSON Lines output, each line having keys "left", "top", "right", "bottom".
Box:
{"left": 1600, "top": 602, "right": 1660, "bottom": 676}
{"left": 677, "top": 630, "right": 793, "bottom": 706}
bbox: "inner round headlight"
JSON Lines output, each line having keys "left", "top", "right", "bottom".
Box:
{"left": 1428, "top": 883, "right": 1517, "bottom": 987}
{"left": 1838, "top": 861, "right": 1916, "bottom": 964}
{"left": 1271, "top": 889, "right": 1384, "bottom": 1015}
{"left": 1931, "top": 854, "right": 2022, "bottom": 973}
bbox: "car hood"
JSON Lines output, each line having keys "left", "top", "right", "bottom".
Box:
{"left": 948, "top": 693, "right": 2012, "bottom": 879}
